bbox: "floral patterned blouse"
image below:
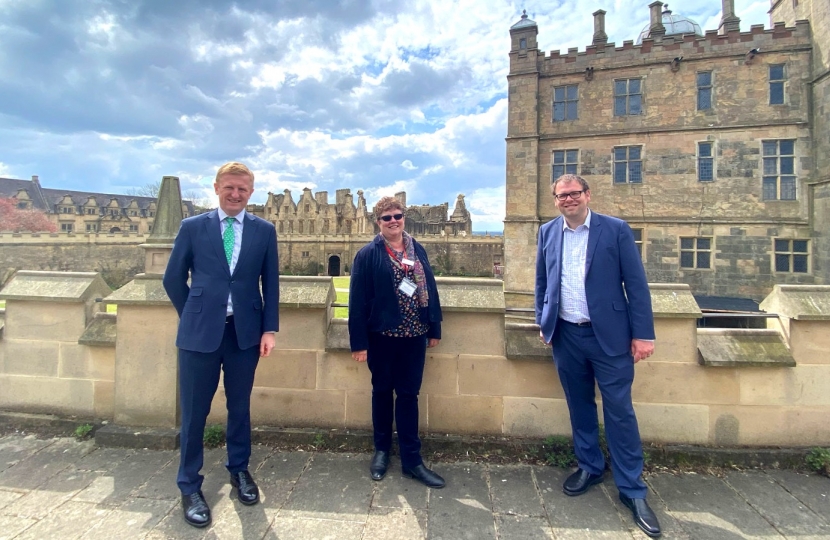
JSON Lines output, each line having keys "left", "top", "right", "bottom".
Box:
{"left": 381, "top": 248, "right": 430, "bottom": 338}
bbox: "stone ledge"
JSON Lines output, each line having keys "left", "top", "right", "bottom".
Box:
{"left": 95, "top": 423, "right": 179, "bottom": 450}
{"left": 325, "top": 318, "right": 350, "bottom": 352}
{"left": 697, "top": 328, "right": 795, "bottom": 367}
{"left": 505, "top": 322, "right": 550, "bottom": 362}
{"left": 760, "top": 285, "right": 830, "bottom": 320}
{"left": 78, "top": 312, "right": 117, "bottom": 347}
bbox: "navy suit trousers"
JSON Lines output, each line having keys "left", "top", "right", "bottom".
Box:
{"left": 367, "top": 332, "right": 427, "bottom": 469}
{"left": 177, "top": 317, "right": 259, "bottom": 495}
{"left": 552, "top": 320, "right": 647, "bottom": 498}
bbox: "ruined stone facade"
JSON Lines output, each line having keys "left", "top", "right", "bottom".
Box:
{"left": 0, "top": 176, "right": 196, "bottom": 234}
{"left": 504, "top": 0, "right": 830, "bottom": 306}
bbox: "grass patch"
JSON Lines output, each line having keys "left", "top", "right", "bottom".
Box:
{"left": 333, "top": 276, "right": 350, "bottom": 318}
{"left": 332, "top": 276, "right": 350, "bottom": 288}
{"left": 106, "top": 304, "right": 117, "bottom": 313}
{"left": 806, "top": 447, "right": 830, "bottom": 476}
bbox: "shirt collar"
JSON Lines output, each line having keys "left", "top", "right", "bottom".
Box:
{"left": 562, "top": 209, "right": 591, "bottom": 231}
{"left": 218, "top": 208, "right": 246, "bottom": 223}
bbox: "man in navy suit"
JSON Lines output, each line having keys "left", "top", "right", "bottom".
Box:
{"left": 163, "top": 161, "right": 279, "bottom": 528}
{"left": 535, "top": 174, "right": 661, "bottom": 538}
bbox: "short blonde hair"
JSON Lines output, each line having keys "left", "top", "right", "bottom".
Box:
{"left": 373, "top": 196, "right": 405, "bottom": 219}
{"left": 215, "top": 162, "right": 255, "bottom": 185}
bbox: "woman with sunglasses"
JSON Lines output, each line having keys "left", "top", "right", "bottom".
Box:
{"left": 348, "top": 196, "right": 445, "bottom": 488}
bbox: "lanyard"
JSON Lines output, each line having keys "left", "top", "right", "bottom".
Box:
{"left": 384, "top": 243, "right": 414, "bottom": 275}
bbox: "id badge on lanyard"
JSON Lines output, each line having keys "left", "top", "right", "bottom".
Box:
{"left": 399, "top": 276, "right": 417, "bottom": 297}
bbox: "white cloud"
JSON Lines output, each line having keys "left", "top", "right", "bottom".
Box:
{"left": 401, "top": 159, "right": 418, "bottom": 170}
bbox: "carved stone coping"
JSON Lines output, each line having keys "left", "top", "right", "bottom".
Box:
{"left": 104, "top": 274, "right": 170, "bottom": 306}
{"left": 79, "top": 312, "right": 117, "bottom": 347}
{"left": 326, "top": 318, "right": 350, "bottom": 352}
{"left": 435, "top": 277, "right": 505, "bottom": 313}
{"left": 650, "top": 283, "right": 702, "bottom": 319}
{"left": 697, "top": 328, "right": 795, "bottom": 367}
{"left": 505, "top": 322, "right": 550, "bottom": 363}
{"left": 759, "top": 285, "right": 830, "bottom": 320}
{"left": 0, "top": 271, "right": 111, "bottom": 303}
{"left": 280, "top": 276, "right": 336, "bottom": 309}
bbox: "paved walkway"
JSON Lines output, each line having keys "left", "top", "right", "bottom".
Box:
{"left": 0, "top": 434, "right": 828, "bottom": 539}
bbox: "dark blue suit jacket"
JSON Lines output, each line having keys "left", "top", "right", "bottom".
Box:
{"left": 163, "top": 210, "right": 279, "bottom": 353}
{"left": 535, "top": 211, "right": 654, "bottom": 357}
{"left": 348, "top": 235, "right": 442, "bottom": 352}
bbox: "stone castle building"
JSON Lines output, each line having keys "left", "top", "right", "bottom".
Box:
{"left": 504, "top": 0, "right": 830, "bottom": 307}
{"left": 0, "top": 175, "right": 196, "bottom": 234}
{"left": 245, "top": 188, "right": 489, "bottom": 276}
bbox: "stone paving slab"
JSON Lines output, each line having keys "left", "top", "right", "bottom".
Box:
{"left": 1, "top": 434, "right": 830, "bottom": 539}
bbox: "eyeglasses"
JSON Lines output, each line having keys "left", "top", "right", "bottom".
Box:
{"left": 554, "top": 190, "right": 585, "bottom": 201}
{"left": 380, "top": 213, "right": 404, "bottom": 222}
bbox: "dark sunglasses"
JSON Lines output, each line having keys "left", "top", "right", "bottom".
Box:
{"left": 380, "top": 213, "right": 404, "bottom": 222}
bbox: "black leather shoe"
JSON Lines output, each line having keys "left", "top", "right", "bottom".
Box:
{"left": 230, "top": 470, "right": 260, "bottom": 506}
{"left": 370, "top": 450, "right": 390, "bottom": 481}
{"left": 182, "top": 491, "right": 211, "bottom": 528}
{"left": 562, "top": 468, "right": 604, "bottom": 496}
{"left": 619, "top": 494, "right": 662, "bottom": 538}
{"left": 402, "top": 464, "right": 445, "bottom": 489}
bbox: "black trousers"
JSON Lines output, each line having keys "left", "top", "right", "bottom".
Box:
{"left": 367, "top": 332, "right": 427, "bottom": 469}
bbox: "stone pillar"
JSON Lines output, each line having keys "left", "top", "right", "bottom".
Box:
{"left": 718, "top": 0, "right": 741, "bottom": 34}
{"left": 592, "top": 10, "right": 608, "bottom": 44}
{"left": 105, "top": 176, "right": 184, "bottom": 431}
{"left": 648, "top": 1, "right": 665, "bottom": 38}
{"left": 0, "top": 271, "right": 112, "bottom": 417}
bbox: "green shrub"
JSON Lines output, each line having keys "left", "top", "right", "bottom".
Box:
{"left": 806, "top": 447, "right": 830, "bottom": 476}
{"left": 74, "top": 424, "right": 94, "bottom": 441}
{"left": 203, "top": 425, "right": 225, "bottom": 447}
{"left": 542, "top": 435, "right": 576, "bottom": 468}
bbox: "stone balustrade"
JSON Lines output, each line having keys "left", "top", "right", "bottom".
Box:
{"left": 1, "top": 271, "right": 829, "bottom": 447}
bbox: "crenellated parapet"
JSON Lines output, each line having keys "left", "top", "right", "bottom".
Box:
{"left": 528, "top": 21, "right": 812, "bottom": 77}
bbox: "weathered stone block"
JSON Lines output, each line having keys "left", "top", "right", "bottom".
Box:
{"left": 635, "top": 403, "right": 709, "bottom": 444}
{"left": 789, "top": 320, "right": 830, "bottom": 364}
{"left": 344, "top": 390, "right": 372, "bottom": 430}
{"left": 503, "top": 397, "right": 572, "bottom": 437}
{"left": 0, "top": 375, "right": 95, "bottom": 415}
{"left": 709, "top": 405, "right": 830, "bottom": 446}
{"left": 4, "top": 302, "right": 86, "bottom": 342}
{"left": 317, "top": 352, "right": 371, "bottom": 392}
{"left": 738, "top": 365, "right": 830, "bottom": 406}
{"left": 437, "top": 312, "right": 504, "bottom": 356}
{"left": 632, "top": 362, "right": 740, "bottom": 404}
{"left": 421, "top": 353, "right": 458, "bottom": 395}
{"left": 94, "top": 380, "right": 114, "bottom": 418}
{"left": 697, "top": 329, "right": 794, "bottom": 367}
{"left": 59, "top": 343, "right": 115, "bottom": 380}
{"left": 653, "top": 318, "right": 698, "bottom": 363}
{"left": 249, "top": 388, "right": 346, "bottom": 428}
{"left": 427, "top": 395, "right": 503, "bottom": 435}
{"left": 277, "top": 308, "right": 328, "bottom": 350}
{"left": 457, "top": 355, "right": 563, "bottom": 399}
{"left": 254, "top": 349, "right": 317, "bottom": 390}
{"left": 2, "top": 340, "right": 59, "bottom": 376}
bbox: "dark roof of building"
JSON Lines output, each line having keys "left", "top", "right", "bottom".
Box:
{"left": 0, "top": 177, "right": 195, "bottom": 213}
{"left": 694, "top": 295, "right": 762, "bottom": 313}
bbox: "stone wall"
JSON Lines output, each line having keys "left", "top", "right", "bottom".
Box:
{"left": 0, "top": 233, "right": 146, "bottom": 288}
{"left": 2, "top": 270, "right": 829, "bottom": 447}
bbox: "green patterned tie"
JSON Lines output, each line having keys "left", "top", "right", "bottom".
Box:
{"left": 223, "top": 217, "right": 236, "bottom": 265}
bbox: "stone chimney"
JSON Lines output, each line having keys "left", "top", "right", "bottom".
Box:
{"left": 31, "top": 175, "right": 39, "bottom": 184}
{"left": 648, "top": 1, "right": 665, "bottom": 39}
{"left": 718, "top": 0, "right": 741, "bottom": 34}
{"left": 592, "top": 10, "right": 608, "bottom": 44}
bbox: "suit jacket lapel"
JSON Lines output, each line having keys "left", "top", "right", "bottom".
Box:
{"left": 206, "top": 210, "right": 232, "bottom": 277}
{"left": 233, "top": 213, "right": 256, "bottom": 276}
{"left": 585, "top": 212, "right": 603, "bottom": 275}
{"left": 552, "top": 217, "right": 565, "bottom": 296}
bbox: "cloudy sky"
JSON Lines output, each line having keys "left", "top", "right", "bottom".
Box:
{"left": 0, "top": 1, "right": 768, "bottom": 231}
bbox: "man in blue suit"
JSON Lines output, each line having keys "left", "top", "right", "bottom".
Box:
{"left": 535, "top": 174, "right": 661, "bottom": 538}
{"left": 163, "top": 161, "right": 279, "bottom": 528}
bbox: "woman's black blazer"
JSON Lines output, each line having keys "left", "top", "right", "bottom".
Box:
{"left": 348, "top": 234, "right": 442, "bottom": 351}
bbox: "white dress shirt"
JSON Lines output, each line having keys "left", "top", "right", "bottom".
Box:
{"left": 559, "top": 210, "right": 591, "bottom": 324}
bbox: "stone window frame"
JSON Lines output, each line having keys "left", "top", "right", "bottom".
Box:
{"left": 60, "top": 223, "right": 74, "bottom": 232}
{"left": 631, "top": 227, "right": 645, "bottom": 261}
{"left": 773, "top": 238, "right": 809, "bottom": 274}
{"left": 552, "top": 84, "right": 578, "bottom": 122}
{"left": 613, "top": 145, "right": 643, "bottom": 184}
{"left": 85, "top": 223, "right": 97, "bottom": 232}
{"left": 769, "top": 64, "right": 786, "bottom": 106}
{"left": 697, "top": 141, "right": 715, "bottom": 182}
{"left": 613, "top": 78, "right": 642, "bottom": 116}
{"left": 552, "top": 149, "right": 579, "bottom": 181}
{"left": 301, "top": 251, "right": 310, "bottom": 258}
{"left": 679, "top": 236, "right": 713, "bottom": 270}
{"left": 696, "top": 71, "right": 713, "bottom": 111}
{"left": 762, "top": 139, "right": 797, "bottom": 201}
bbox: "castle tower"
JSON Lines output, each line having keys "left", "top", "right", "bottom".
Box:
{"left": 504, "top": 10, "right": 541, "bottom": 308}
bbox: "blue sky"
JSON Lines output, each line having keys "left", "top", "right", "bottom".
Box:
{"left": 0, "top": 1, "right": 768, "bottom": 231}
